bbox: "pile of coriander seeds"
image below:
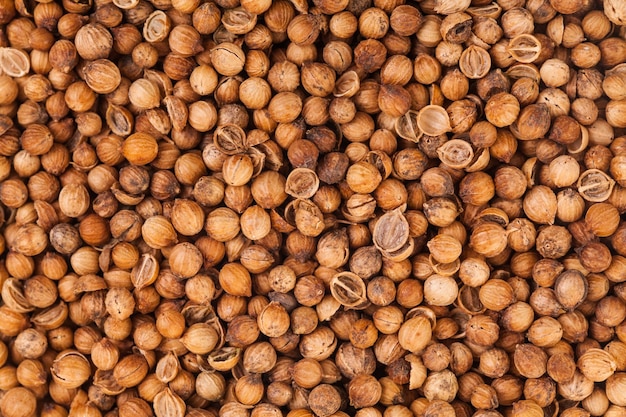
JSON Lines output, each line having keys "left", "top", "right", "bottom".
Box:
{"left": 1, "top": 0, "right": 626, "bottom": 416}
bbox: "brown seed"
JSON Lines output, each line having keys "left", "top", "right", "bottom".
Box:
{"left": 485, "top": 92, "right": 521, "bottom": 128}
{"left": 122, "top": 133, "right": 159, "bottom": 165}
{"left": 577, "top": 348, "right": 617, "bottom": 382}
{"left": 553, "top": 270, "right": 588, "bottom": 311}
{"left": 466, "top": 315, "right": 500, "bottom": 347}
{"left": 349, "top": 374, "right": 382, "bottom": 408}
{"left": 154, "top": 388, "right": 186, "bottom": 417}
{"left": 511, "top": 400, "right": 544, "bottom": 417}
{"left": 459, "top": 45, "right": 491, "bottom": 79}
{"left": 0, "top": 387, "right": 37, "bottom": 417}
{"left": 309, "top": 384, "right": 342, "bottom": 417}
{"left": 424, "top": 275, "right": 458, "bottom": 307}
{"left": 398, "top": 316, "right": 432, "bottom": 353}
{"left": 514, "top": 344, "right": 547, "bottom": 379}
{"left": 51, "top": 350, "right": 91, "bottom": 389}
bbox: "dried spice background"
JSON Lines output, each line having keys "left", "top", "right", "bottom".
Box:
{"left": 1, "top": 0, "right": 626, "bottom": 417}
